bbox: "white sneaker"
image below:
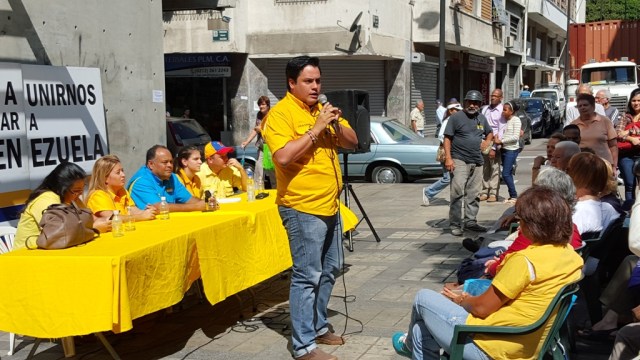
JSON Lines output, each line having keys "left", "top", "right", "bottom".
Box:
{"left": 422, "top": 187, "right": 430, "bottom": 206}
{"left": 617, "top": 177, "right": 624, "bottom": 185}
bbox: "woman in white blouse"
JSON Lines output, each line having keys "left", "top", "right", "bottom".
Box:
{"left": 493, "top": 101, "right": 522, "bottom": 203}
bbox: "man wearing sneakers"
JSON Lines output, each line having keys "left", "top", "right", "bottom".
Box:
{"left": 443, "top": 90, "right": 493, "bottom": 236}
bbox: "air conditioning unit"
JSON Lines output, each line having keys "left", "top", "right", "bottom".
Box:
{"left": 505, "top": 36, "right": 514, "bottom": 49}
{"left": 411, "top": 52, "right": 426, "bottom": 63}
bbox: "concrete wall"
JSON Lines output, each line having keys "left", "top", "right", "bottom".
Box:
{"left": 0, "top": 0, "right": 165, "bottom": 175}
{"left": 413, "top": 2, "right": 504, "bottom": 58}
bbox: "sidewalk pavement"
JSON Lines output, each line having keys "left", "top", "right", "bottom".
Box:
{"left": 0, "top": 182, "right": 612, "bottom": 359}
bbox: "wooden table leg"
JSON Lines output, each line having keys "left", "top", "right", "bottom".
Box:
{"left": 61, "top": 336, "right": 76, "bottom": 358}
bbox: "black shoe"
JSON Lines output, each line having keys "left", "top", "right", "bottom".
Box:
{"left": 465, "top": 223, "right": 487, "bottom": 232}
{"left": 462, "top": 237, "right": 482, "bottom": 253}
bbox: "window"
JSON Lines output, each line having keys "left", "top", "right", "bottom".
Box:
{"left": 509, "top": 14, "right": 520, "bottom": 43}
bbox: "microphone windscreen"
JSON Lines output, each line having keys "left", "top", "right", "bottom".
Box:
{"left": 318, "top": 94, "right": 328, "bottom": 104}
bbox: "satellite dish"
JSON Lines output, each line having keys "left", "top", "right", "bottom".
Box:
{"left": 349, "top": 11, "right": 363, "bottom": 32}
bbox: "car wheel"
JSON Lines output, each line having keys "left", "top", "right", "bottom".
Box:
{"left": 371, "top": 165, "right": 403, "bottom": 184}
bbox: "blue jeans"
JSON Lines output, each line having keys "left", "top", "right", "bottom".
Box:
{"left": 406, "top": 289, "right": 489, "bottom": 360}
{"left": 425, "top": 164, "right": 451, "bottom": 199}
{"left": 618, "top": 155, "right": 639, "bottom": 210}
{"left": 278, "top": 206, "right": 342, "bottom": 358}
{"left": 501, "top": 149, "right": 519, "bottom": 199}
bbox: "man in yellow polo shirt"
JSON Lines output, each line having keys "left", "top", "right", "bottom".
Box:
{"left": 263, "top": 56, "right": 358, "bottom": 360}
{"left": 198, "top": 141, "right": 247, "bottom": 198}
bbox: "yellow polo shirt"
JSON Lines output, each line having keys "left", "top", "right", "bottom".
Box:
{"left": 176, "top": 168, "right": 203, "bottom": 199}
{"left": 466, "top": 244, "right": 583, "bottom": 359}
{"left": 14, "top": 191, "right": 60, "bottom": 250}
{"left": 86, "top": 188, "right": 133, "bottom": 215}
{"left": 262, "top": 92, "right": 352, "bottom": 216}
{"left": 198, "top": 164, "right": 242, "bottom": 198}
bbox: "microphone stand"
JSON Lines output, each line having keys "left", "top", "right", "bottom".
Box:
{"left": 341, "top": 152, "right": 381, "bottom": 252}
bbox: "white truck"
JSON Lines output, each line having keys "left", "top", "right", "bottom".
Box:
{"left": 579, "top": 58, "right": 639, "bottom": 116}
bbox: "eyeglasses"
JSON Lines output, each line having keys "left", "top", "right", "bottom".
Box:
{"left": 68, "top": 188, "right": 84, "bottom": 196}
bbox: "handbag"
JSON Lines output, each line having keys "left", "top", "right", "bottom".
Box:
{"left": 436, "top": 144, "right": 446, "bottom": 163}
{"left": 263, "top": 144, "right": 275, "bottom": 171}
{"left": 26, "top": 203, "right": 99, "bottom": 250}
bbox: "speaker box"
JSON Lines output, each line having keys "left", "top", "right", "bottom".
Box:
{"left": 325, "top": 90, "right": 371, "bottom": 154}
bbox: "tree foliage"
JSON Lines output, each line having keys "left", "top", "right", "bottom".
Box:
{"left": 586, "top": 0, "right": 640, "bottom": 21}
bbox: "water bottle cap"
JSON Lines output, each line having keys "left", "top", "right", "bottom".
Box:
{"left": 114, "top": 210, "right": 120, "bottom": 215}
{"left": 161, "top": 196, "right": 166, "bottom": 201}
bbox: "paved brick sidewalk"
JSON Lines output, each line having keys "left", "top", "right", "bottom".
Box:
{"left": 0, "top": 182, "right": 612, "bottom": 359}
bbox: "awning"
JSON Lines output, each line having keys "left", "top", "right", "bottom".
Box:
{"left": 523, "top": 59, "right": 561, "bottom": 72}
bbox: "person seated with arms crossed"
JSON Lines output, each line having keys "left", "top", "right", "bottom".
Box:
{"left": 86, "top": 155, "right": 157, "bottom": 221}
{"left": 531, "top": 132, "right": 565, "bottom": 183}
{"left": 392, "top": 186, "right": 583, "bottom": 360}
{"left": 127, "top": 145, "right": 205, "bottom": 212}
{"left": 174, "top": 146, "right": 203, "bottom": 198}
{"left": 14, "top": 162, "right": 112, "bottom": 250}
{"left": 198, "top": 141, "right": 247, "bottom": 198}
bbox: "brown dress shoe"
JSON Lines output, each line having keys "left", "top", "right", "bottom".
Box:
{"left": 316, "top": 331, "right": 345, "bottom": 345}
{"left": 295, "top": 348, "right": 338, "bottom": 360}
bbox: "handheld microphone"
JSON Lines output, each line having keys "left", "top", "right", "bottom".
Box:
{"left": 204, "top": 190, "right": 211, "bottom": 202}
{"left": 318, "top": 94, "right": 339, "bottom": 134}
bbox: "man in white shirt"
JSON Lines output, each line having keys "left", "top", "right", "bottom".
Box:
{"left": 596, "top": 89, "right": 620, "bottom": 126}
{"left": 410, "top": 100, "right": 425, "bottom": 137}
{"left": 565, "top": 84, "right": 606, "bottom": 125}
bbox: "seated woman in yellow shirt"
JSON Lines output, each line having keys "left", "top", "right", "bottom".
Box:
{"left": 87, "top": 155, "right": 157, "bottom": 221}
{"left": 14, "top": 162, "right": 111, "bottom": 250}
{"left": 392, "top": 186, "right": 583, "bottom": 360}
{"left": 173, "top": 146, "right": 203, "bottom": 199}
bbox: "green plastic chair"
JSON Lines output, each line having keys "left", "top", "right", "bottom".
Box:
{"left": 442, "top": 280, "right": 580, "bottom": 360}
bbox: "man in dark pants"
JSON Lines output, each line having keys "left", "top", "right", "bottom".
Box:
{"left": 443, "top": 90, "right": 493, "bottom": 236}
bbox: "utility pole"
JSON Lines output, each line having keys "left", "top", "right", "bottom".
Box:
{"left": 439, "top": 0, "right": 446, "bottom": 102}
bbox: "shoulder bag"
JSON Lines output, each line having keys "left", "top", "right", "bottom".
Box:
{"left": 26, "top": 203, "right": 100, "bottom": 250}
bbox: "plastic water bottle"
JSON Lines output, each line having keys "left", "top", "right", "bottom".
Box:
{"left": 159, "top": 196, "right": 170, "bottom": 220}
{"left": 246, "top": 168, "right": 255, "bottom": 202}
{"left": 112, "top": 210, "right": 124, "bottom": 237}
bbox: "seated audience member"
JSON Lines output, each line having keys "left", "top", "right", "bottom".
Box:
{"left": 600, "top": 159, "right": 625, "bottom": 216}
{"left": 609, "top": 322, "right": 640, "bottom": 360}
{"left": 174, "top": 146, "right": 203, "bottom": 198}
{"left": 127, "top": 145, "right": 205, "bottom": 212}
{"left": 87, "top": 155, "right": 157, "bottom": 221}
{"left": 392, "top": 186, "right": 583, "bottom": 359}
{"left": 532, "top": 132, "right": 565, "bottom": 182}
{"left": 199, "top": 141, "right": 247, "bottom": 197}
{"left": 484, "top": 167, "right": 582, "bottom": 276}
{"left": 567, "top": 152, "right": 620, "bottom": 235}
{"left": 14, "top": 162, "right": 111, "bottom": 250}
{"left": 562, "top": 124, "right": 581, "bottom": 145}
{"left": 550, "top": 141, "right": 581, "bottom": 172}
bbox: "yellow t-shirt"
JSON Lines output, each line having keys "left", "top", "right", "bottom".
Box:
{"left": 262, "top": 92, "right": 352, "bottom": 216}
{"left": 466, "top": 244, "right": 583, "bottom": 359}
{"left": 86, "top": 188, "right": 133, "bottom": 215}
{"left": 14, "top": 191, "right": 61, "bottom": 250}
{"left": 176, "top": 168, "right": 203, "bottom": 199}
{"left": 198, "top": 164, "right": 242, "bottom": 198}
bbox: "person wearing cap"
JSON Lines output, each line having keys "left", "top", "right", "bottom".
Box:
{"left": 198, "top": 141, "right": 247, "bottom": 198}
{"left": 423, "top": 102, "right": 462, "bottom": 205}
{"left": 519, "top": 85, "right": 531, "bottom": 98}
{"left": 126, "top": 145, "right": 205, "bottom": 211}
{"left": 478, "top": 88, "right": 507, "bottom": 203}
{"left": 262, "top": 56, "right": 358, "bottom": 360}
{"left": 411, "top": 100, "right": 426, "bottom": 137}
{"left": 444, "top": 90, "right": 493, "bottom": 236}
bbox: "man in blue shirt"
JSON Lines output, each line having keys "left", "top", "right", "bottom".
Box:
{"left": 519, "top": 85, "right": 531, "bottom": 98}
{"left": 127, "top": 145, "right": 205, "bottom": 211}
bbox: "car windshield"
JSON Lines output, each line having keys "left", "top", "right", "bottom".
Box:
{"left": 380, "top": 120, "right": 421, "bottom": 143}
{"left": 168, "top": 119, "right": 208, "bottom": 140}
{"left": 525, "top": 100, "right": 544, "bottom": 112}
{"left": 533, "top": 91, "right": 557, "bottom": 101}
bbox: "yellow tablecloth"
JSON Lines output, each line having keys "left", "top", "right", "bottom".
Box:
{"left": 0, "top": 214, "right": 243, "bottom": 338}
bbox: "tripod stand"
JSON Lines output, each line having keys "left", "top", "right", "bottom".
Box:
{"left": 341, "top": 152, "right": 381, "bottom": 252}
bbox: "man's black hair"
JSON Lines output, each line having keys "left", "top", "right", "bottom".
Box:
{"left": 146, "top": 144, "right": 169, "bottom": 163}
{"left": 562, "top": 124, "right": 580, "bottom": 134}
{"left": 285, "top": 56, "right": 321, "bottom": 91}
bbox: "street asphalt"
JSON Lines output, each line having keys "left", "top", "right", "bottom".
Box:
{"left": 0, "top": 138, "right": 615, "bottom": 359}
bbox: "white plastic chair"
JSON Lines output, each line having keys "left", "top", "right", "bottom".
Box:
{"left": 0, "top": 226, "right": 17, "bottom": 355}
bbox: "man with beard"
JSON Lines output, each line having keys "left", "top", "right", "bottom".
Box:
{"left": 444, "top": 90, "right": 494, "bottom": 236}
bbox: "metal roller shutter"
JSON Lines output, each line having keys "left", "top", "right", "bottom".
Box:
{"left": 265, "top": 59, "right": 385, "bottom": 116}
{"left": 411, "top": 62, "right": 438, "bottom": 137}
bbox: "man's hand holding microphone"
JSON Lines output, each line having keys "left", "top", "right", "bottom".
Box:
{"left": 314, "top": 94, "right": 342, "bottom": 135}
